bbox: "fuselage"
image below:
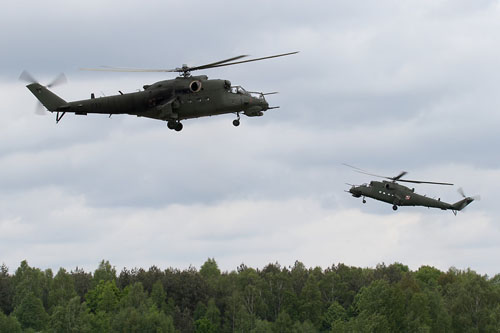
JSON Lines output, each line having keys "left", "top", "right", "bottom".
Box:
{"left": 48, "top": 75, "right": 269, "bottom": 122}
{"left": 349, "top": 180, "right": 453, "bottom": 210}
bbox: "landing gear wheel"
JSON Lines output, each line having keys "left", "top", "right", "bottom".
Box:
{"left": 174, "top": 122, "right": 183, "bottom": 132}
{"left": 167, "top": 121, "right": 176, "bottom": 130}
{"left": 392, "top": 205, "right": 398, "bottom": 211}
{"left": 233, "top": 119, "right": 240, "bottom": 127}
{"left": 362, "top": 199, "right": 366, "bottom": 204}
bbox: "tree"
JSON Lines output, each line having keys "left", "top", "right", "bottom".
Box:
{"left": 291, "top": 319, "right": 316, "bottom": 333}
{"left": 0, "top": 264, "right": 13, "bottom": 315}
{"left": 85, "top": 280, "right": 121, "bottom": 314}
{"left": 333, "top": 312, "right": 391, "bottom": 333}
{"left": 274, "top": 310, "right": 293, "bottom": 333}
{"left": 443, "top": 269, "right": 499, "bottom": 332}
{"left": 194, "top": 317, "right": 217, "bottom": 333}
{"left": 200, "top": 258, "right": 221, "bottom": 281}
{"left": 0, "top": 310, "right": 21, "bottom": 333}
{"left": 71, "top": 267, "right": 92, "bottom": 302}
{"left": 49, "top": 296, "right": 92, "bottom": 333}
{"left": 48, "top": 268, "right": 77, "bottom": 310}
{"left": 12, "top": 260, "right": 47, "bottom": 308}
{"left": 92, "top": 260, "right": 116, "bottom": 286}
{"left": 261, "top": 263, "right": 290, "bottom": 322}
{"left": 12, "top": 292, "right": 49, "bottom": 331}
{"left": 321, "top": 301, "right": 347, "bottom": 330}
{"left": 237, "top": 266, "right": 265, "bottom": 325}
{"left": 150, "top": 280, "right": 168, "bottom": 314}
{"left": 204, "top": 298, "right": 221, "bottom": 330}
{"left": 251, "top": 319, "right": 273, "bottom": 333}
{"left": 120, "top": 282, "right": 148, "bottom": 309}
{"left": 298, "top": 273, "right": 322, "bottom": 327}
{"left": 353, "top": 279, "right": 405, "bottom": 332}
{"left": 415, "top": 266, "right": 442, "bottom": 287}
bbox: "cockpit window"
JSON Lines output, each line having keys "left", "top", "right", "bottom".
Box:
{"left": 229, "top": 86, "right": 265, "bottom": 100}
{"left": 229, "top": 86, "right": 249, "bottom": 95}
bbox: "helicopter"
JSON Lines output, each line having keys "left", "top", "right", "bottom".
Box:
{"left": 344, "top": 164, "right": 478, "bottom": 215}
{"left": 21, "top": 52, "right": 298, "bottom": 131}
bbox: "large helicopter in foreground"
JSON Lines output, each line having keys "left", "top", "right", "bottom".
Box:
{"left": 344, "top": 164, "right": 478, "bottom": 215}
{"left": 21, "top": 52, "right": 298, "bottom": 131}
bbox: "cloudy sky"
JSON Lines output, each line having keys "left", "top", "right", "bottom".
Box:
{"left": 2, "top": 0, "right": 500, "bottom": 276}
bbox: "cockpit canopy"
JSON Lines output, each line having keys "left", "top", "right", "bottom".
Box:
{"left": 229, "top": 86, "right": 265, "bottom": 100}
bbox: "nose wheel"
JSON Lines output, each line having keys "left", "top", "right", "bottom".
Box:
{"left": 392, "top": 205, "right": 398, "bottom": 211}
{"left": 362, "top": 198, "right": 366, "bottom": 204}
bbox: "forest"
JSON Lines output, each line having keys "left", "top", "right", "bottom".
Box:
{"left": 0, "top": 259, "right": 499, "bottom": 332}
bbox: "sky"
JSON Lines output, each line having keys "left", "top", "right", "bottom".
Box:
{"left": 1, "top": 0, "right": 500, "bottom": 276}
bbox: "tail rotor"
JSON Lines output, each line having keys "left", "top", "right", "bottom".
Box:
{"left": 457, "top": 187, "right": 480, "bottom": 201}
{"left": 19, "top": 71, "right": 67, "bottom": 115}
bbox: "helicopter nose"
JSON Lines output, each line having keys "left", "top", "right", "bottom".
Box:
{"left": 261, "top": 100, "right": 269, "bottom": 110}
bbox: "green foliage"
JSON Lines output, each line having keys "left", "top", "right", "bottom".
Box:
{"left": 354, "top": 279, "right": 405, "bottom": 331}
{"left": 251, "top": 318, "right": 273, "bottom": 332}
{"left": 85, "top": 280, "right": 121, "bottom": 314}
{"left": 48, "top": 268, "right": 78, "bottom": 310}
{"left": 93, "top": 260, "right": 116, "bottom": 286}
{"left": 0, "top": 310, "right": 21, "bottom": 333}
{"left": 13, "top": 291, "right": 49, "bottom": 331}
{"left": 111, "top": 304, "right": 175, "bottom": 332}
{"left": 1, "top": 260, "right": 500, "bottom": 332}
{"left": 274, "top": 310, "right": 293, "bottom": 333}
{"left": 0, "top": 264, "right": 13, "bottom": 315}
{"left": 415, "top": 265, "right": 442, "bottom": 286}
{"left": 49, "top": 296, "right": 92, "bottom": 332}
{"left": 195, "top": 317, "right": 217, "bottom": 333}
{"left": 321, "top": 301, "right": 347, "bottom": 330}
{"left": 12, "top": 260, "right": 48, "bottom": 308}
{"left": 150, "top": 280, "right": 169, "bottom": 314}
{"left": 200, "top": 258, "right": 221, "bottom": 281}
{"left": 443, "top": 268, "right": 499, "bottom": 332}
{"left": 71, "top": 267, "right": 92, "bottom": 302}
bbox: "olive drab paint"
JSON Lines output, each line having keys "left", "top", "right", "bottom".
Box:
{"left": 23, "top": 52, "right": 298, "bottom": 131}
{"left": 345, "top": 165, "right": 477, "bottom": 215}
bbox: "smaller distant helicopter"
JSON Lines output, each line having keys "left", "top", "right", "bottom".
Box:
{"left": 344, "top": 164, "right": 478, "bottom": 215}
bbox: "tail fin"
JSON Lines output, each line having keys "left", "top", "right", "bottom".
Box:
{"left": 26, "top": 83, "right": 66, "bottom": 111}
{"left": 451, "top": 197, "right": 475, "bottom": 212}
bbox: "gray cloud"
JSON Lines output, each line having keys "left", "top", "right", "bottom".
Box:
{"left": 1, "top": 0, "right": 500, "bottom": 275}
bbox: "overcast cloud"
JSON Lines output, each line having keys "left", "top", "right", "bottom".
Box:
{"left": 1, "top": 0, "right": 500, "bottom": 276}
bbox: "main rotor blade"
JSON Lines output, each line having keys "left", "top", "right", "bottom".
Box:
{"left": 80, "top": 59, "right": 247, "bottom": 73}
{"left": 342, "top": 163, "right": 393, "bottom": 180}
{"left": 80, "top": 52, "right": 297, "bottom": 74}
{"left": 187, "top": 55, "right": 249, "bottom": 71}
{"left": 391, "top": 171, "right": 408, "bottom": 181}
{"left": 80, "top": 66, "right": 179, "bottom": 73}
{"left": 206, "top": 51, "right": 299, "bottom": 69}
{"left": 80, "top": 56, "right": 249, "bottom": 73}
{"left": 398, "top": 179, "right": 454, "bottom": 186}
{"left": 343, "top": 163, "right": 453, "bottom": 185}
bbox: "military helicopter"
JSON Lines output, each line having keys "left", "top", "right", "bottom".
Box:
{"left": 21, "top": 52, "right": 298, "bottom": 131}
{"left": 344, "top": 164, "right": 478, "bottom": 215}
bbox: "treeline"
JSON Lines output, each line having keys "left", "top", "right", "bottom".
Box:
{"left": 1, "top": 260, "right": 500, "bottom": 332}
